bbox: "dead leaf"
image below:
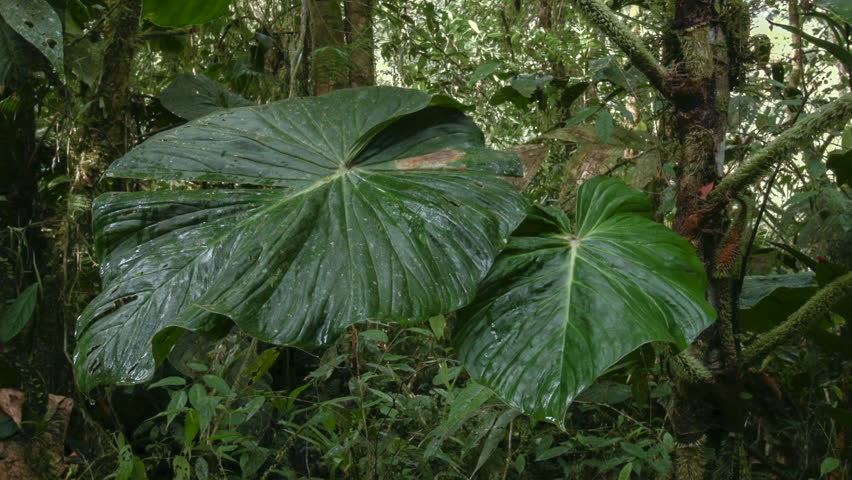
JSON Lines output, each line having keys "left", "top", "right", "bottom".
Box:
{"left": 0, "top": 389, "right": 25, "bottom": 430}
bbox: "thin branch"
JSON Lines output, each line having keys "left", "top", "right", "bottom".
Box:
{"left": 742, "top": 271, "right": 852, "bottom": 367}
{"left": 709, "top": 92, "right": 852, "bottom": 204}
{"left": 567, "top": 0, "right": 671, "bottom": 99}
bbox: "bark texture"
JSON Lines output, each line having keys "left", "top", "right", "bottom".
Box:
{"left": 345, "top": 0, "right": 375, "bottom": 87}
{"left": 309, "top": 0, "right": 348, "bottom": 95}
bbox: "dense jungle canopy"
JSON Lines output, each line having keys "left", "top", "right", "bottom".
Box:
{"left": 1, "top": 0, "right": 851, "bottom": 479}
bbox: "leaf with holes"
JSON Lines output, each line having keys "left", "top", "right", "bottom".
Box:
{"left": 0, "top": 0, "right": 63, "bottom": 79}
{"left": 74, "top": 87, "right": 527, "bottom": 392}
{"left": 456, "top": 177, "right": 714, "bottom": 422}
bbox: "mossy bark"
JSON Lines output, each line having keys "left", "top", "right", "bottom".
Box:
{"left": 309, "top": 0, "right": 348, "bottom": 95}
{"left": 345, "top": 0, "right": 375, "bottom": 87}
{"left": 76, "top": 0, "right": 143, "bottom": 186}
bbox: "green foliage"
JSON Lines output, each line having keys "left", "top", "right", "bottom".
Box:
{"left": 0, "top": 282, "right": 38, "bottom": 343}
{"left": 159, "top": 74, "right": 253, "bottom": 120}
{"left": 456, "top": 178, "right": 714, "bottom": 421}
{"left": 142, "top": 0, "right": 232, "bottom": 27}
{"left": 74, "top": 86, "right": 527, "bottom": 392}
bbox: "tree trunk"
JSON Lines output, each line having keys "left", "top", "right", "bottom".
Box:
{"left": 665, "top": 0, "right": 752, "bottom": 477}
{"left": 76, "top": 0, "right": 143, "bottom": 186}
{"left": 309, "top": 0, "right": 347, "bottom": 95}
{"left": 345, "top": 0, "right": 375, "bottom": 87}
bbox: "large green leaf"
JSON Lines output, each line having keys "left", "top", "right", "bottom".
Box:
{"left": 75, "top": 87, "right": 527, "bottom": 392}
{"left": 456, "top": 177, "right": 714, "bottom": 422}
{"left": 159, "top": 73, "right": 252, "bottom": 120}
{"left": 0, "top": 0, "right": 63, "bottom": 78}
{"left": 142, "top": 0, "right": 231, "bottom": 27}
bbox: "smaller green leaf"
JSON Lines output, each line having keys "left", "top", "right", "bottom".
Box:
{"left": 194, "top": 457, "right": 209, "bottom": 480}
{"left": 243, "top": 397, "right": 265, "bottom": 420}
{"left": 245, "top": 348, "right": 280, "bottom": 384}
{"left": 116, "top": 434, "right": 134, "bottom": 480}
{"left": 147, "top": 376, "right": 186, "bottom": 389}
{"left": 0, "top": 0, "right": 63, "bottom": 79}
{"left": 467, "top": 19, "right": 481, "bottom": 34}
{"left": 470, "top": 62, "right": 500, "bottom": 84}
{"left": 424, "top": 383, "right": 493, "bottom": 458}
{"left": 0, "top": 283, "right": 38, "bottom": 343}
{"left": 820, "top": 457, "right": 840, "bottom": 477}
{"left": 172, "top": 455, "right": 191, "bottom": 480}
{"left": 474, "top": 408, "right": 521, "bottom": 474}
{"left": 428, "top": 315, "right": 446, "bottom": 339}
{"left": 159, "top": 73, "right": 252, "bottom": 120}
{"left": 183, "top": 411, "right": 200, "bottom": 448}
{"left": 618, "top": 462, "right": 634, "bottom": 480}
{"left": 515, "top": 454, "right": 526, "bottom": 473}
{"left": 202, "top": 374, "right": 231, "bottom": 396}
{"left": 596, "top": 110, "right": 614, "bottom": 143}
{"left": 187, "top": 362, "right": 208, "bottom": 372}
{"left": 359, "top": 329, "right": 389, "bottom": 343}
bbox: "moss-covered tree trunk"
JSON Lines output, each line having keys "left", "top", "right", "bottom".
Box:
{"left": 664, "top": 0, "right": 751, "bottom": 477}
{"left": 309, "top": 0, "right": 348, "bottom": 95}
{"left": 76, "top": 0, "right": 143, "bottom": 186}
{"left": 345, "top": 0, "right": 375, "bottom": 87}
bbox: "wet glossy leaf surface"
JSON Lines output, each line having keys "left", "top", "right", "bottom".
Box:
{"left": 74, "top": 87, "right": 527, "bottom": 392}
{"left": 159, "top": 74, "right": 253, "bottom": 120}
{"left": 456, "top": 177, "right": 714, "bottom": 422}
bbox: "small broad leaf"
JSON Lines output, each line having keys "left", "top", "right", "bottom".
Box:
{"left": 456, "top": 177, "right": 714, "bottom": 422}
{"left": 470, "top": 62, "right": 500, "bottom": 84}
{"left": 595, "top": 110, "right": 613, "bottom": 143}
{"left": 820, "top": 457, "right": 840, "bottom": 476}
{"left": 143, "top": 0, "right": 231, "bottom": 27}
{"left": 1, "top": 283, "right": 38, "bottom": 343}
{"left": 146, "top": 376, "right": 186, "bottom": 389}
{"left": 0, "top": 0, "right": 63, "bottom": 79}
{"left": 159, "top": 74, "right": 252, "bottom": 120}
{"left": 74, "top": 87, "right": 527, "bottom": 392}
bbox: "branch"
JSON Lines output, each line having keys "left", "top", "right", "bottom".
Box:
{"left": 567, "top": 0, "right": 671, "bottom": 99}
{"left": 709, "top": 93, "right": 852, "bottom": 204}
{"left": 742, "top": 271, "right": 852, "bottom": 367}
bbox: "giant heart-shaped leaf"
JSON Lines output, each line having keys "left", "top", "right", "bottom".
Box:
{"left": 75, "top": 87, "right": 527, "bottom": 393}
{"left": 455, "top": 177, "right": 714, "bottom": 422}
